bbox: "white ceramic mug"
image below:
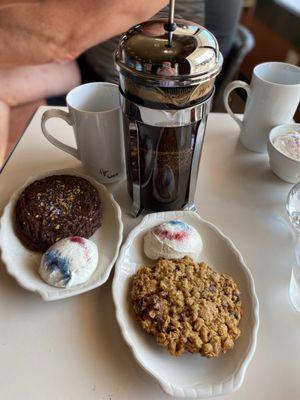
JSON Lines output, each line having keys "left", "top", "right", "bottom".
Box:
{"left": 223, "top": 62, "right": 300, "bottom": 153}
{"left": 41, "top": 82, "right": 125, "bottom": 183}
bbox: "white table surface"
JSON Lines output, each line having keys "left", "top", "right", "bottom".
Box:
{"left": 0, "top": 106, "right": 299, "bottom": 400}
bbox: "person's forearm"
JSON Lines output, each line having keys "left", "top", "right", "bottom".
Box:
{"left": 0, "top": 0, "right": 41, "bottom": 6}
{"left": 67, "top": 0, "right": 169, "bottom": 60}
{"left": 0, "top": 0, "right": 168, "bottom": 68}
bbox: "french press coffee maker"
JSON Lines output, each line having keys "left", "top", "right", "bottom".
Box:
{"left": 115, "top": 0, "right": 223, "bottom": 216}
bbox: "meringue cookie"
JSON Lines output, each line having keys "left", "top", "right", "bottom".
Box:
{"left": 39, "top": 237, "right": 98, "bottom": 288}
{"left": 144, "top": 220, "right": 203, "bottom": 262}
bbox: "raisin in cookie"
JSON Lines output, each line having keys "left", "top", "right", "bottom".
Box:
{"left": 130, "top": 256, "right": 242, "bottom": 358}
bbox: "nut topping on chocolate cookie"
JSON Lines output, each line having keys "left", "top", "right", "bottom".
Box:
{"left": 15, "top": 175, "right": 102, "bottom": 252}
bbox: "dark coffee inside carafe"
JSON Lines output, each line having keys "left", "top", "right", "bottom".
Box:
{"left": 124, "top": 118, "right": 207, "bottom": 211}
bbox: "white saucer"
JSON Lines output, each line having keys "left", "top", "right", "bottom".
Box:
{"left": 0, "top": 168, "right": 123, "bottom": 301}
{"left": 112, "top": 210, "right": 259, "bottom": 398}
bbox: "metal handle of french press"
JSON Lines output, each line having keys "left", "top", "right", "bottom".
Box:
{"left": 164, "top": 0, "right": 177, "bottom": 47}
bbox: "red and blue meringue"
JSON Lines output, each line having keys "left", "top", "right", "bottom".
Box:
{"left": 39, "top": 237, "right": 98, "bottom": 288}
{"left": 144, "top": 220, "right": 203, "bottom": 261}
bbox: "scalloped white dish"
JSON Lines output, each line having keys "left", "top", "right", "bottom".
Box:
{"left": 112, "top": 211, "right": 259, "bottom": 398}
{"left": 0, "top": 168, "right": 123, "bottom": 301}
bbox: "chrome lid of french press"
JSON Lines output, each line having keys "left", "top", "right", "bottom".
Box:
{"left": 115, "top": 17, "right": 223, "bottom": 87}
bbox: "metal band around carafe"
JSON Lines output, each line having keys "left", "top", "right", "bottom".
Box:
{"left": 186, "top": 117, "right": 207, "bottom": 210}
{"left": 120, "top": 88, "right": 214, "bottom": 127}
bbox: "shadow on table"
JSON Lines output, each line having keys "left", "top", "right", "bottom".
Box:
{"left": 216, "top": 139, "right": 292, "bottom": 212}
{"left": 0, "top": 256, "right": 37, "bottom": 302}
{"left": 74, "top": 276, "right": 164, "bottom": 398}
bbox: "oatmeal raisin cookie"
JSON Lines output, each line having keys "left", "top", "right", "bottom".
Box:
{"left": 130, "top": 256, "right": 242, "bottom": 358}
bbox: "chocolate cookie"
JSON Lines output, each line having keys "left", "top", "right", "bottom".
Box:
{"left": 131, "top": 257, "right": 242, "bottom": 358}
{"left": 15, "top": 175, "right": 102, "bottom": 252}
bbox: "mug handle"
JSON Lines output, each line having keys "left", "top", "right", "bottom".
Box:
{"left": 223, "top": 81, "right": 251, "bottom": 129}
{"left": 41, "top": 109, "right": 80, "bottom": 160}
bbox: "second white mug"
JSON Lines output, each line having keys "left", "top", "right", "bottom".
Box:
{"left": 41, "top": 82, "right": 125, "bottom": 184}
{"left": 223, "top": 62, "right": 300, "bottom": 153}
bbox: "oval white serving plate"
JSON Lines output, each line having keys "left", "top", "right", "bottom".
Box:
{"left": 0, "top": 168, "right": 123, "bottom": 301}
{"left": 112, "top": 211, "right": 259, "bottom": 398}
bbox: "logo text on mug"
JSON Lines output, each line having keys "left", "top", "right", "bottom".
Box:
{"left": 99, "top": 169, "right": 119, "bottom": 179}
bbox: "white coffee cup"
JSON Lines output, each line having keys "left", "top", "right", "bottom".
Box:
{"left": 223, "top": 62, "right": 300, "bottom": 153}
{"left": 41, "top": 82, "right": 125, "bottom": 184}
